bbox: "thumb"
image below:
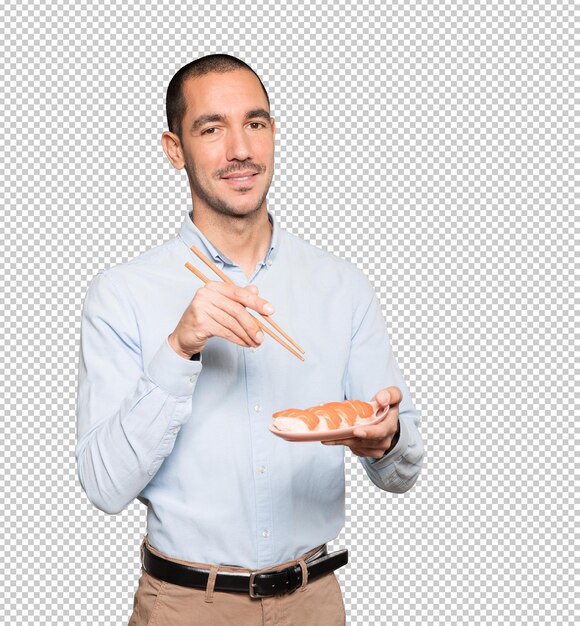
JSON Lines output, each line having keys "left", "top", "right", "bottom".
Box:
{"left": 374, "top": 389, "right": 390, "bottom": 406}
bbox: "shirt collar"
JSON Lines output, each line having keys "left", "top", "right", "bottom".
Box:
{"left": 178, "top": 210, "right": 280, "bottom": 268}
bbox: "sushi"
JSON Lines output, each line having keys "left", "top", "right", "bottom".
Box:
{"left": 272, "top": 400, "right": 377, "bottom": 433}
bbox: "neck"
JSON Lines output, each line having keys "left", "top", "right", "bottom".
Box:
{"left": 192, "top": 205, "right": 272, "bottom": 278}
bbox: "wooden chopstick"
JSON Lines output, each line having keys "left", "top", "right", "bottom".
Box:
{"left": 190, "top": 245, "right": 305, "bottom": 355}
{"left": 184, "top": 261, "right": 305, "bottom": 362}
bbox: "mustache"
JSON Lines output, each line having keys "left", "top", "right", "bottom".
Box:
{"left": 215, "top": 162, "right": 266, "bottom": 178}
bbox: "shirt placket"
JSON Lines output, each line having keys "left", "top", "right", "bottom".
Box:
{"left": 234, "top": 264, "right": 275, "bottom": 568}
{"left": 245, "top": 348, "right": 274, "bottom": 567}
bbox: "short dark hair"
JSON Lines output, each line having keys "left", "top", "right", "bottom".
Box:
{"left": 166, "top": 54, "right": 270, "bottom": 139}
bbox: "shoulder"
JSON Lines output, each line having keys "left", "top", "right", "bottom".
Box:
{"left": 84, "top": 237, "right": 183, "bottom": 302}
{"left": 278, "top": 227, "right": 374, "bottom": 296}
{"left": 101, "top": 236, "right": 182, "bottom": 282}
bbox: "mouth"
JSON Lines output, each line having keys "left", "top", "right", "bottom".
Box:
{"left": 220, "top": 170, "right": 260, "bottom": 186}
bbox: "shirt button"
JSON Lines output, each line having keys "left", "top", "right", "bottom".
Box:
{"left": 261, "top": 529, "right": 270, "bottom": 538}
{"left": 189, "top": 375, "right": 197, "bottom": 383}
{"left": 254, "top": 404, "right": 262, "bottom": 413}
{"left": 267, "top": 259, "right": 273, "bottom": 267}
{"left": 258, "top": 465, "right": 267, "bottom": 474}
{"left": 249, "top": 347, "right": 256, "bottom": 353}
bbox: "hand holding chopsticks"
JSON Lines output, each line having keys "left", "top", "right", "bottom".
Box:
{"left": 172, "top": 246, "right": 305, "bottom": 361}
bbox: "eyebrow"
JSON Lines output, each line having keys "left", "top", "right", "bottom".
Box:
{"left": 191, "top": 108, "right": 271, "bottom": 133}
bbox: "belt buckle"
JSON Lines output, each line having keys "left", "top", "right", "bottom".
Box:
{"left": 249, "top": 571, "right": 269, "bottom": 598}
{"left": 249, "top": 546, "right": 327, "bottom": 598}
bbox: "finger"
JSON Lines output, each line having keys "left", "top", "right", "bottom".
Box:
{"left": 321, "top": 430, "right": 385, "bottom": 446}
{"left": 205, "top": 306, "right": 262, "bottom": 347}
{"left": 203, "top": 295, "right": 265, "bottom": 347}
{"left": 203, "top": 290, "right": 265, "bottom": 344}
{"left": 205, "top": 281, "right": 275, "bottom": 316}
{"left": 379, "top": 386, "right": 402, "bottom": 406}
{"left": 373, "top": 388, "right": 390, "bottom": 407}
{"left": 322, "top": 436, "right": 358, "bottom": 447}
{"left": 322, "top": 439, "right": 384, "bottom": 458}
{"left": 352, "top": 413, "right": 398, "bottom": 441}
{"left": 321, "top": 442, "right": 385, "bottom": 459}
{"left": 350, "top": 448, "right": 387, "bottom": 460}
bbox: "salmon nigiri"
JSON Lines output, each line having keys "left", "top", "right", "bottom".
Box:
{"left": 272, "top": 399, "right": 377, "bottom": 433}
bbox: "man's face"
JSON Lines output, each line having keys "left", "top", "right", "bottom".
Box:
{"left": 177, "top": 70, "right": 276, "bottom": 219}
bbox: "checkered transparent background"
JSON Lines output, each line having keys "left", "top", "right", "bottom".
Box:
{"left": 0, "top": 0, "right": 576, "bottom": 624}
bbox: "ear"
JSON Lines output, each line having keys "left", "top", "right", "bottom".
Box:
{"left": 161, "top": 131, "right": 185, "bottom": 169}
{"left": 270, "top": 116, "right": 276, "bottom": 140}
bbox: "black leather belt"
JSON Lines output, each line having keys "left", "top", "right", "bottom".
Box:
{"left": 142, "top": 543, "right": 348, "bottom": 598}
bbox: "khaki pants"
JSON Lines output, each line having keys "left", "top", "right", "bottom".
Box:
{"left": 128, "top": 541, "right": 346, "bottom": 626}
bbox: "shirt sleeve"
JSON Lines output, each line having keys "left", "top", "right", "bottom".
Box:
{"left": 345, "top": 275, "right": 424, "bottom": 493}
{"left": 75, "top": 271, "right": 202, "bottom": 514}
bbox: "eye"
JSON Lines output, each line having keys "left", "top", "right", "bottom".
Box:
{"left": 248, "top": 122, "right": 266, "bottom": 129}
{"left": 202, "top": 127, "right": 217, "bottom": 135}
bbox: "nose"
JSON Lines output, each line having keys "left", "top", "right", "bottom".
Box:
{"left": 225, "top": 127, "right": 251, "bottom": 162}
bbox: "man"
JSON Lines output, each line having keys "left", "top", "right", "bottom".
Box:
{"left": 76, "top": 54, "right": 423, "bottom": 626}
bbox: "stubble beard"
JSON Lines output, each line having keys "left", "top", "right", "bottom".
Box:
{"left": 184, "top": 159, "right": 272, "bottom": 220}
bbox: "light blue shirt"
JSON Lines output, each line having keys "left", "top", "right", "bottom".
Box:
{"left": 76, "top": 212, "right": 423, "bottom": 569}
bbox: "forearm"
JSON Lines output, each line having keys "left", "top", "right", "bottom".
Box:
{"left": 344, "top": 278, "right": 424, "bottom": 492}
{"left": 359, "top": 412, "right": 424, "bottom": 493}
{"left": 76, "top": 336, "right": 201, "bottom": 514}
{"left": 76, "top": 381, "right": 189, "bottom": 513}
